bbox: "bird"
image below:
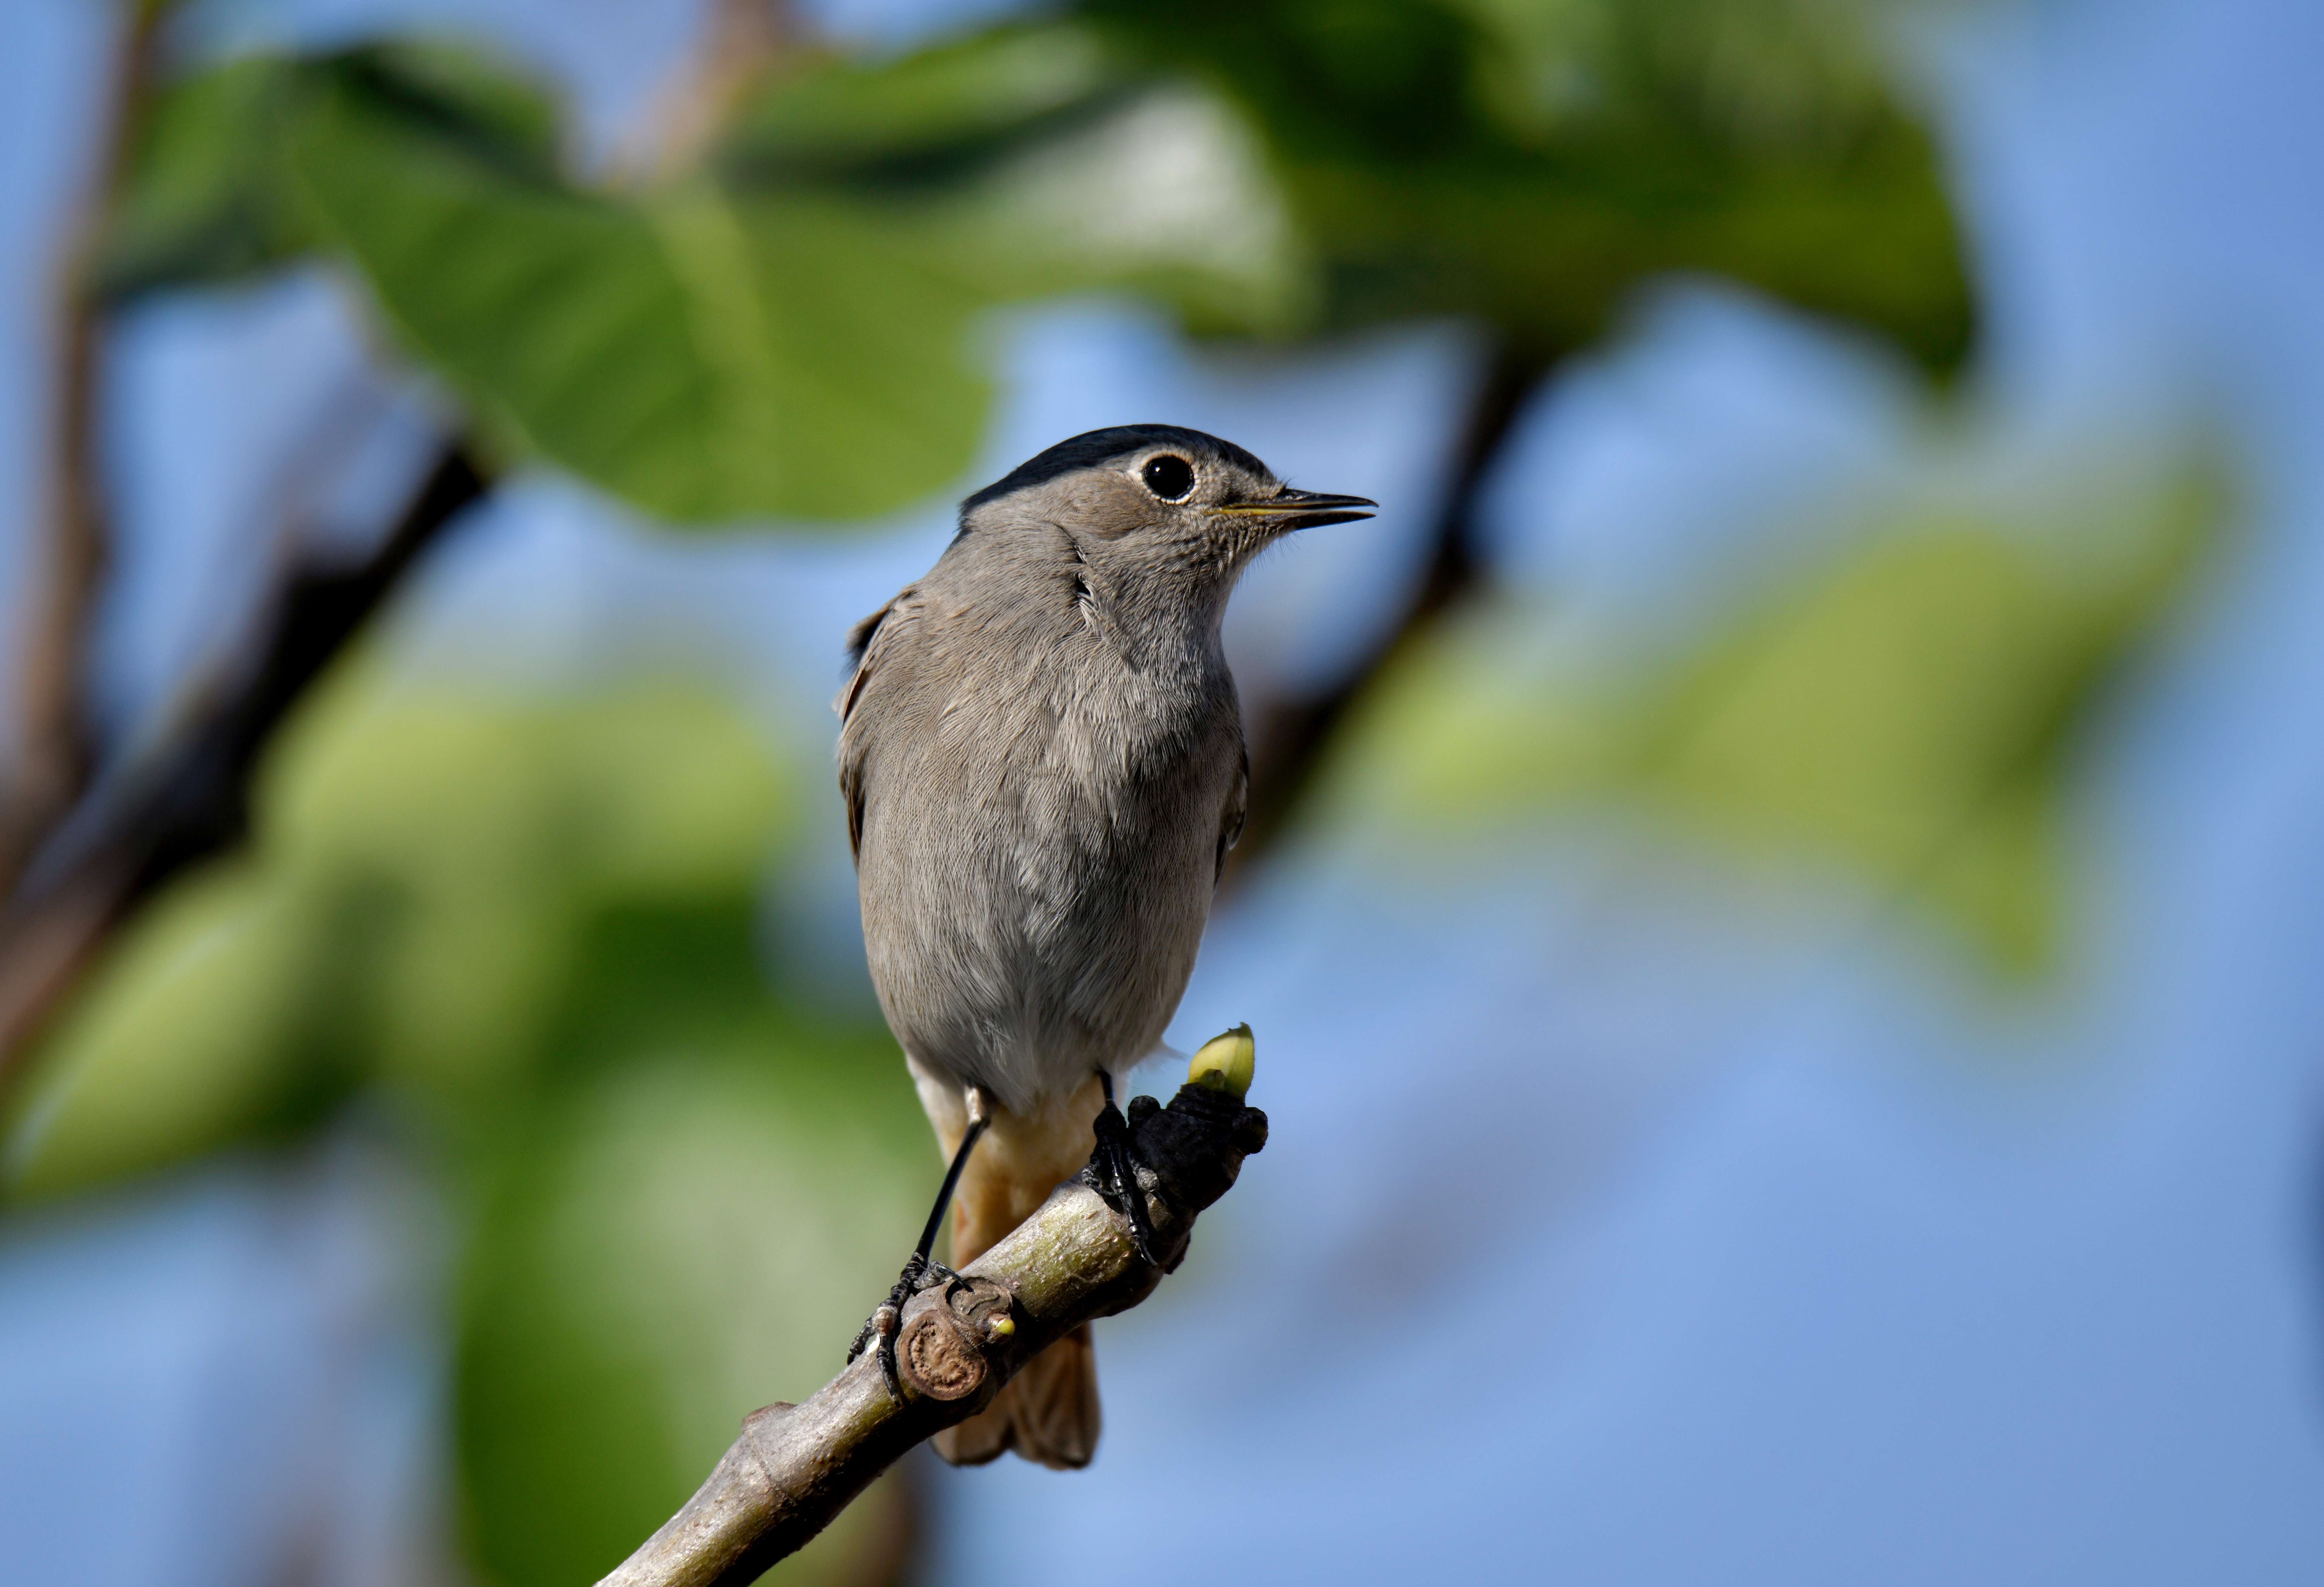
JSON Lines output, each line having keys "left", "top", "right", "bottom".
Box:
{"left": 834, "top": 423, "right": 1374, "bottom": 1468}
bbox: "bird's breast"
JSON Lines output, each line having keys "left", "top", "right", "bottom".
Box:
{"left": 854, "top": 630, "right": 1238, "bottom": 1107}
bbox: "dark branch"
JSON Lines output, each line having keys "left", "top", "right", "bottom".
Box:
{"left": 1229, "top": 343, "right": 1546, "bottom": 876}
{"left": 0, "top": 442, "right": 489, "bottom": 1086}
{"left": 598, "top": 1081, "right": 1269, "bottom": 1587}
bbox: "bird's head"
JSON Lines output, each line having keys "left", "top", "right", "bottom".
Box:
{"left": 954, "top": 424, "right": 1375, "bottom": 626}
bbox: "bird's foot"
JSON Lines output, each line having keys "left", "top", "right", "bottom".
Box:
{"left": 1083, "top": 1093, "right": 1164, "bottom": 1267}
{"left": 849, "top": 1251, "right": 966, "bottom": 1404}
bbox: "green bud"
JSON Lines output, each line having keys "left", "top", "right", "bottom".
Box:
{"left": 1187, "top": 1024, "right": 1255, "bottom": 1098}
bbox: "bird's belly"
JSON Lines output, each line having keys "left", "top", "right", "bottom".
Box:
{"left": 858, "top": 727, "right": 1226, "bottom": 1113}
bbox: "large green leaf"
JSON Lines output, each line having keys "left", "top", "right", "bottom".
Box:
{"left": 891, "top": 80, "right": 1313, "bottom": 334}
{"left": 101, "top": 1, "right": 1966, "bottom": 525}
{"left": 95, "top": 43, "right": 561, "bottom": 304}
{"left": 719, "top": 24, "right": 1122, "bottom": 174}
{"left": 1324, "top": 464, "right": 2217, "bottom": 971}
{"left": 287, "top": 61, "right": 991, "bottom": 522}
{"left": 100, "top": 44, "right": 1004, "bottom": 522}
{"left": 103, "top": 32, "right": 1303, "bottom": 523}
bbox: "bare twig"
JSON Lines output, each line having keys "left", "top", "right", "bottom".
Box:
{"left": 599, "top": 1081, "right": 1269, "bottom": 1587}
{"left": 2, "top": 2, "right": 168, "bottom": 891}
{"left": 618, "top": 0, "right": 806, "bottom": 181}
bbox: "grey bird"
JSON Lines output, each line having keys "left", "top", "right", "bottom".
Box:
{"left": 835, "top": 424, "right": 1374, "bottom": 1468}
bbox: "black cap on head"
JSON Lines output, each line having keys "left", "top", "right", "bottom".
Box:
{"left": 961, "top": 425, "right": 1273, "bottom": 519}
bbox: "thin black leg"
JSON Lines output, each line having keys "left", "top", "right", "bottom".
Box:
{"left": 1088, "top": 1070, "right": 1162, "bottom": 1267}
{"left": 851, "top": 1113, "right": 989, "bottom": 1401}
{"left": 917, "top": 1113, "right": 987, "bottom": 1265}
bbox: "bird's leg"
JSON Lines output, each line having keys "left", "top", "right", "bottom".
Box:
{"left": 850, "top": 1093, "right": 989, "bottom": 1403}
{"left": 1085, "top": 1069, "right": 1163, "bottom": 1267}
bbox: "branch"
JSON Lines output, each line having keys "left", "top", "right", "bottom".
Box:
{"left": 598, "top": 1079, "right": 1270, "bottom": 1587}
{"left": 1229, "top": 342, "right": 1547, "bottom": 877}
{"left": 0, "top": 442, "right": 488, "bottom": 1089}
{"left": 617, "top": 0, "right": 808, "bottom": 181}
{"left": 2, "top": 3, "right": 167, "bottom": 890}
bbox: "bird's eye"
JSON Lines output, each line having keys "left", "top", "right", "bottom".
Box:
{"left": 1140, "top": 455, "right": 1195, "bottom": 501}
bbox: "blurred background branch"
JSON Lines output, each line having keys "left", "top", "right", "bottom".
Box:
{"left": 4, "top": 2, "right": 166, "bottom": 892}
{"left": 1233, "top": 342, "right": 1545, "bottom": 874}
{"left": 0, "top": 440, "right": 484, "bottom": 1086}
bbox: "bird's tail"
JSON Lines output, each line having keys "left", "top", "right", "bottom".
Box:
{"left": 931, "top": 1323, "right": 1100, "bottom": 1469}
{"left": 928, "top": 1077, "right": 1110, "bottom": 1469}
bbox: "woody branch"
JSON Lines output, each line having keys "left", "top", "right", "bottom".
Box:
{"left": 597, "top": 1079, "right": 1268, "bottom": 1587}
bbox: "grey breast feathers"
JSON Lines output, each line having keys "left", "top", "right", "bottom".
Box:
{"left": 835, "top": 575, "right": 1242, "bottom": 1112}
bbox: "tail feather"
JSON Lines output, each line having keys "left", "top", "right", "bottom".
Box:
{"left": 932, "top": 1323, "right": 1100, "bottom": 1470}
{"left": 920, "top": 1070, "right": 1109, "bottom": 1469}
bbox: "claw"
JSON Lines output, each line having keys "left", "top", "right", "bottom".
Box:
{"left": 1088, "top": 1098, "right": 1163, "bottom": 1267}
{"left": 851, "top": 1096, "right": 992, "bottom": 1405}
{"left": 850, "top": 1252, "right": 964, "bottom": 1405}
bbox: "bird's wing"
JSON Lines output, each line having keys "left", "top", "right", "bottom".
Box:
{"left": 835, "top": 596, "right": 896, "bottom": 723}
{"left": 835, "top": 589, "right": 917, "bottom": 860}
{"left": 1215, "top": 741, "right": 1249, "bottom": 886}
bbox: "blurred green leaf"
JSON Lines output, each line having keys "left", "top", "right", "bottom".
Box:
{"left": 95, "top": 42, "right": 562, "bottom": 304}
{"left": 100, "top": 44, "right": 1007, "bottom": 521}
{"left": 3, "top": 666, "right": 797, "bottom": 1198}
{"left": 719, "top": 24, "right": 1122, "bottom": 174}
{"left": 1077, "top": 0, "right": 1972, "bottom": 370}
{"left": 105, "top": 32, "right": 1302, "bottom": 522}
{"left": 720, "top": 27, "right": 1311, "bottom": 334}
{"left": 100, "top": 0, "right": 1967, "bottom": 525}
{"left": 458, "top": 1049, "right": 930, "bottom": 1587}
{"left": 290, "top": 62, "right": 991, "bottom": 522}
{"left": 327, "top": 39, "right": 567, "bottom": 176}
{"left": 94, "top": 55, "right": 317, "bottom": 300}
{"left": 893, "top": 80, "right": 1313, "bottom": 334}
{"left": 1, "top": 658, "right": 935, "bottom": 1583}
{"left": 1328, "top": 465, "right": 2218, "bottom": 971}
{"left": 0, "top": 859, "right": 376, "bottom": 1194}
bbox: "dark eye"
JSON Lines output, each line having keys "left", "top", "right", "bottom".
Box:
{"left": 1140, "top": 454, "right": 1195, "bottom": 501}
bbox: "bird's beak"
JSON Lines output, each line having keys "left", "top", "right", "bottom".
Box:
{"left": 1214, "top": 486, "right": 1378, "bottom": 530}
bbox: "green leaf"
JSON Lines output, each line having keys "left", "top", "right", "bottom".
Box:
{"left": 0, "top": 860, "right": 375, "bottom": 1198}
{"left": 456, "top": 1051, "right": 932, "bottom": 1587}
{"left": 94, "top": 42, "right": 563, "bottom": 303}
{"left": 1, "top": 661, "right": 929, "bottom": 1587}
{"left": 894, "top": 81, "right": 1314, "bottom": 334}
{"left": 323, "top": 40, "right": 565, "bottom": 179}
{"left": 721, "top": 26, "right": 1311, "bottom": 334}
{"left": 93, "top": 55, "right": 317, "bottom": 300}
{"left": 719, "top": 23, "right": 1121, "bottom": 176}
{"left": 2, "top": 667, "right": 797, "bottom": 1200}
{"left": 1079, "top": 0, "right": 1973, "bottom": 370}
{"left": 291, "top": 65, "right": 991, "bottom": 521}
{"left": 97, "top": 1, "right": 1971, "bottom": 524}
{"left": 1326, "top": 464, "right": 2219, "bottom": 972}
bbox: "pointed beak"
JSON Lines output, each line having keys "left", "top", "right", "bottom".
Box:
{"left": 1214, "top": 486, "right": 1378, "bottom": 530}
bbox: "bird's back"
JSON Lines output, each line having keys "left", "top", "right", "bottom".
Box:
{"left": 839, "top": 529, "right": 1244, "bottom": 1113}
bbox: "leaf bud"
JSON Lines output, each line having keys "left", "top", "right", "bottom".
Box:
{"left": 1186, "top": 1024, "right": 1255, "bottom": 1098}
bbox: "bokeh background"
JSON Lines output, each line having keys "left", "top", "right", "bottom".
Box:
{"left": 3, "top": 0, "right": 2320, "bottom": 1583}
